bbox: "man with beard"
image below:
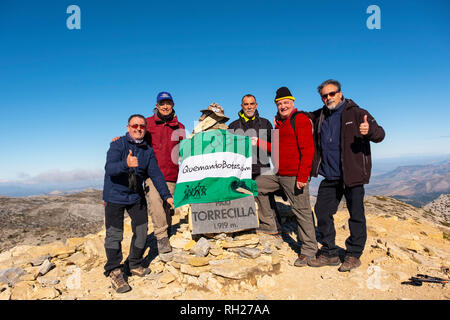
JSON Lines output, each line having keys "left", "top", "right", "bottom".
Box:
{"left": 228, "top": 94, "right": 280, "bottom": 234}
{"left": 307, "top": 79, "right": 385, "bottom": 272}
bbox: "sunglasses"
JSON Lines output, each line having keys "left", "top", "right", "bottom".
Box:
{"left": 321, "top": 90, "right": 340, "bottom": 99}
{"left": 129, "top": 124, "right": 146, "bottom": 130}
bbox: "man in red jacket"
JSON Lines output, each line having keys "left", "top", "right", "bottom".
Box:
{"left": 144, "top": 92, "right": 186, "bottom": 254}
{"left": 255, "top": 87, "right": 318, "bottom": 267}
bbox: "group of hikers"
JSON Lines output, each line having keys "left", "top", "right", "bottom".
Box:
{"left": 102, "top": 79, "right": 385, "bottom": 293}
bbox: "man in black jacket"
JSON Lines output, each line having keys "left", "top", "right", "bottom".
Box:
{"left": 228, "top": 94, "right": 281, "bottom": 234}
{"left": 307, "top": 80, "right": 385, "bottom": 272}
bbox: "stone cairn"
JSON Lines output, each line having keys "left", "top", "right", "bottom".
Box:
{"left": 190, "top": 102, "right": 229, "bottom": 137}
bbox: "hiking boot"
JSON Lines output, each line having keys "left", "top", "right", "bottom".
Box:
{"left": 109, "top": 268, "right": 131, "bottom": 294}
{"left": 338, "top": 256, "right": 361, "bottom": 272}
{"left": 307, "top": 254, "right": 340, "bottom": 267}
{"left": 157, "top": 237, "right": 172, "bottom": 254}
{"left": 130, "top": 266, "right": 150, "bottom": 277}
{"left": 294, "top": 254, "right": 313, "bottom": 267}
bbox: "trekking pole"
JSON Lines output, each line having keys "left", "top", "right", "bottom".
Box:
{"left": 402, "top": 274, "right": 449, "bottom": 287}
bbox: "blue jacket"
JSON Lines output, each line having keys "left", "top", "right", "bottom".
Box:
{"left": 318, "top": 100, "right": 346, "bottom": 180}
{"left": 103, "top": 133, "right": 171, "bottom": 205}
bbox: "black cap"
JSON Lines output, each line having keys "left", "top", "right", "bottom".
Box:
{"left": 275, "top": 87, "right": 295, "bottom": 102}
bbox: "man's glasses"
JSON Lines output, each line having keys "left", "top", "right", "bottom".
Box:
{"left": 129, "top": 124, "right": 146, "bottom": 130}
{"left": 321, "top": 90, "right": 340, "bottom": 99}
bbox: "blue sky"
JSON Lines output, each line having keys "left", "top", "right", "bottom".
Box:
{"left": 0, "top": 0, "right": 449, "bottom": 189}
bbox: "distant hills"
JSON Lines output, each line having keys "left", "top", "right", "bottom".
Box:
{"left": 366, "top": 159, "right": 450, "bottom": 207}
{"left": 0, "top": 182, "right": 103, "bottom": 198}
{"left": 1, "top": 156, "right": 449, "bottom": 208}
{"left": 308, "top": 158, "right": 449, "bottom": 207}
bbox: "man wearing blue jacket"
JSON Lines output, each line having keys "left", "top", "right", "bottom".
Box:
{"left": 103, "top": 114, "right": 174, "bottom": 293}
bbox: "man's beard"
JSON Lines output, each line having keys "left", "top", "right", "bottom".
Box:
{"left": 326, "top": 100, "right": 337, "bottom": 110}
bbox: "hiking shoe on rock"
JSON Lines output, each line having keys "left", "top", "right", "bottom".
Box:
{"left": 338, "top": 256, "right": 361, "bottom": 272}
{"left": 307, "top": 254, "right": 340, "bottom": 267}
{"left": 130, "top": 266, "right": 150, "bottom": 277}
{"left": 294, "top": 254, "right": 314, "bottom": 267}
{"left": 109, "top": 268, "right": 131, "bottom": 294}
{"left": 157, "top": 237, "right": 172, "bottom": 254}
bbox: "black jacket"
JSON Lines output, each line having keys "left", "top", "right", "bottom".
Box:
{"left": 228, "top": 110, "right": 273, "bottom": 177}
{"left": 309, "top": 99, "right": 385, "bottom": 187}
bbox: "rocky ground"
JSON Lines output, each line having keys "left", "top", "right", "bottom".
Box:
{"left": 0, "top": 191, "right": 449, "bottom": 301}
{"left": 0, "top": 189, "right": 104, "bottom": 252}
{"left": 423, "top": 194, "right": 450, "bottom": 225}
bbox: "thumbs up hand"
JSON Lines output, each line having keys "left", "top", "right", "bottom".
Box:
{"left": 359, "top": 115, "right": 369, "bottom": 135}
{"left": 127, "top": 149, "right": 139, "bottom": 168}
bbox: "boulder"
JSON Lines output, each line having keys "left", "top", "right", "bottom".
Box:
{"left": 170, "top": 235, "right": 191, "bottom": 249}
{"left": 183, "top": 239, "right": 196, "bottom": 251}
{"left": 37, "top": 259, "right": 54, "bottom": 277}
{"left": 180, "top": 264, "right": 211, "bottom": 277}
{"left": 10, "top": 281, "right": 34, "bottom": 300}
{"left": 159, "top": 272, "right": 176, "bottom": 285}
{"left": 31, "top": 286, "right": 61, "bottom": 300}
{"left": 190, "top": 237, "right": 210, "bottom": 257}
{"left": 219, "top": 238, "right": 259, "bottom": 248}
{"left": 0, "top": 268, "right": 26, "bottom": 286}
{"left": 228, "top": 247, "right": 261, "bottom": 259}
{"left": 65, "top": 237, "right": 88, "bottom": 250}
{"left": 30, "top": 255, "right": 52, "bottom": 267}
{"left": 188, "top": 256, "right": 210, "bottom": 267}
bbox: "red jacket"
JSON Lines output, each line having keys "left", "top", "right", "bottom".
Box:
{"left": 272, "top": 109, "right": 315, "bottom": 183}
{"left": 145, "top": 111, "right": 186, "bottom": 182}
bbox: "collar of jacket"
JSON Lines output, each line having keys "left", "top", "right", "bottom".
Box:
{"left": 323, "top": 99, "right": 347, "bottom": 117}
{"left": 238, "top": 109, "right": 258, "bottom": 122}
{"left": 274, "top": 108, "right": 298, "bottom": 127}
{"left": 317, "top": 99, "right": 358, "bottom": 135}
{"left": 153, "top": 108, "right": 179, "bottom": 126}
{"left": 125, "top": 133, "right": 148, "bottom": 147}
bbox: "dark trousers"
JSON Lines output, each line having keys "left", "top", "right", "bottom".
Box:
{"left": 314, "top": 179, "right": 366, "bottom": 258}
{"left": 104, "top": 200, "right": 148, "bottom": 276}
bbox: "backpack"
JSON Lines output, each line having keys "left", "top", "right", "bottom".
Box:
{"left": 289, "top": 111, "right": 319, "bottom": 176}
{"left": 290, "top": 111, "right": 314, "bottom": 136}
